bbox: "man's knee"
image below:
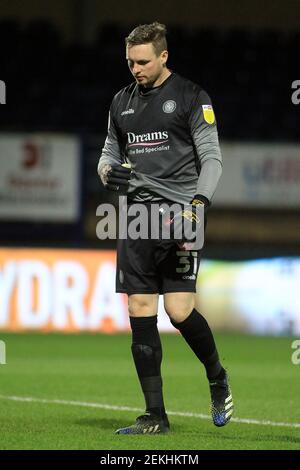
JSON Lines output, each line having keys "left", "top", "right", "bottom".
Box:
{"left": 128, "top": 294, "right": 159, "bottom": 317}
{"left": 164, "top": 292, "right": 195, "bottom": 323}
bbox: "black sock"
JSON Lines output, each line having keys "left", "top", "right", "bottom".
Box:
{"left": 171, "top": 309, "right": 223, "bottom": 380}
{"left": 130, "top": 315, "right": 166, "bottom": 418}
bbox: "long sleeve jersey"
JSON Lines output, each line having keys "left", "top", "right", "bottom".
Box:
{"left": 98, "top": 72, "right": 222, "bottom": 204}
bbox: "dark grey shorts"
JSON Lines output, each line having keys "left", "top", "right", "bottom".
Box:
{"left": 116, "top": 201, "right": 205, "bottom": 295}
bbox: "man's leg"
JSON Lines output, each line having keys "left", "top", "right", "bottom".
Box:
{"left": 164, "top": 292, "right": 233, "bottom": 427}
{"left": 115, "top": 294, "right": 169, "bottom": 434}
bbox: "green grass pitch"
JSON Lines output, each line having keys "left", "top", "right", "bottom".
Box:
{"left": 0, "top": 332, "right": 299, "bottom": 450}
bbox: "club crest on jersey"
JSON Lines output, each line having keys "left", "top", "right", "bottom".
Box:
{"left": 163, "top": 100, "right": 176, "bottom": 113}
{"left": 202, "top": 104, "right": 215, "bottom": 124}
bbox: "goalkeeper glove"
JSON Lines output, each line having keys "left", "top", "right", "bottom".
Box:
{"left": 105, "top": 163, "right": 132, "bottom": 192}
{"left": 169, "top": 194, "right": 208, "bottom": 249}
{"left": 190, "top": 194, "right": 209, "bottom": 209}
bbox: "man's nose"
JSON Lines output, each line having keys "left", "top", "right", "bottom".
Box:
{"left": 133, "top": 64, "right": 142, "bottom": 75}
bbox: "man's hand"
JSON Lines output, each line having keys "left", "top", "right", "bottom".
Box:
{"left": 99, "top": 163, "right": 132, "bottom": 192}
{"left": 169, "top": 195, "right": 208, "bottom": 250}
{"left": 99, "top": 164, "right": 112, "bottom": 186}
{"left": 170, "top": 205, "right": 203, "bottom": 242}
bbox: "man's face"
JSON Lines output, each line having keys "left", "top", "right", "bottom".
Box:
{"left": 126, "top": 43, "right": 168, "bottom": 88}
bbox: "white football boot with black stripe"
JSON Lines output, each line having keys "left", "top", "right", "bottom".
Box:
{"left": 209, "top": 371, "right": 234, "bottom": 427}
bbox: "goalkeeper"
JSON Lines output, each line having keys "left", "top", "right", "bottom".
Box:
{"left": 98, "top": 22, "right": 233, "bottom": 435}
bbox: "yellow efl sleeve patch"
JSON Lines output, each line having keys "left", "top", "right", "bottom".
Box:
{"left": 202, "top": 104, "right": 215, "bottom": 124}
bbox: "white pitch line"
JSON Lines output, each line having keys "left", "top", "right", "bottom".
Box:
{"left": 0, "top": 395, "right": 299, "bottom": 429}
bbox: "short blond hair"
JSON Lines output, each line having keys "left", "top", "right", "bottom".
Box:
{"left": 125, "top": 22, "right": 167, "bottom": 56}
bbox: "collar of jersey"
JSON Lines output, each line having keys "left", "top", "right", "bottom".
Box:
{"left": 138, "top": 72, "right": 175, "bottom": 97}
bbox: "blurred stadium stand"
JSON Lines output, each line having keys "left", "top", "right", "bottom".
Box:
{"left": 0, "top": 19, "right": 299, "bottom": 258}
{"left": 0, "top": 19, "right": 299, "bottom": 138}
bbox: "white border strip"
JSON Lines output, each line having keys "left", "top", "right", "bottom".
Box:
{"left": 0, "top": 395, "right": 299, "bottom": 429}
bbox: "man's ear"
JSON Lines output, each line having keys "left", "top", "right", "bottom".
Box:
{"left": 161, "top": 50, "right": 168, "bottom": 65}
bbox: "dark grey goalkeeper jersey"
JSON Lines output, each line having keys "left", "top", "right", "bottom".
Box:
{"left": 98, "top": 72, "right": 222, "bottom": 204}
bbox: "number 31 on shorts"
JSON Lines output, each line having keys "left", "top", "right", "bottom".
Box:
{"left": 175, "top": 251, "right": 198, "bottom": 274}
